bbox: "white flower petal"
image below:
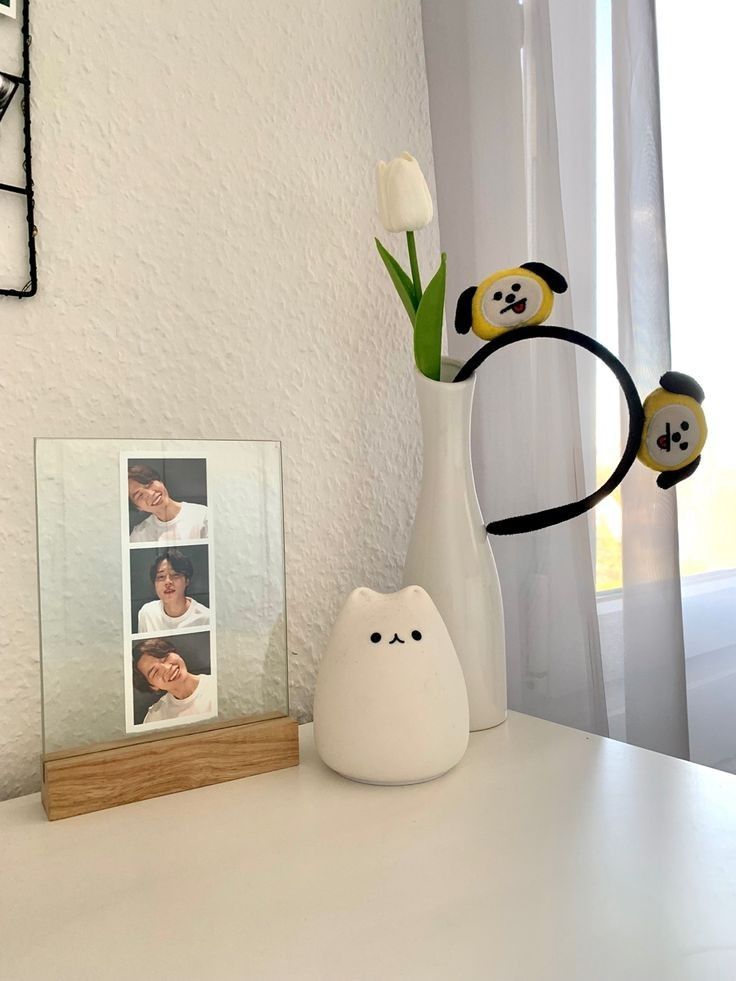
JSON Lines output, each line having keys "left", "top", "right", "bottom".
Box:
{"left": 375, "top": 153, "right": 434, "bottom": 232}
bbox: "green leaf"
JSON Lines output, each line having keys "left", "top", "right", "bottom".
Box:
{"left": 414, "top": 253, "right": 446, "bottom": 381}
{"left": 375, "top": 237, "right": 417, "bottom": 325}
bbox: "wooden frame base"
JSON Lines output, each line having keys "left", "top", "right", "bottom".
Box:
{"left": 42, "top": 714, "right": 299, "bottom": 821}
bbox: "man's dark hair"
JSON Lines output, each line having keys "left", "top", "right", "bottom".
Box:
{"left": 128, "top": 463, "right": 163, "bottom": 487}
{"left": 132, "top": 637, "right": 180, "bottom": 693}
{"left": 149, "top": 548, "right": 193, "bottom": 586}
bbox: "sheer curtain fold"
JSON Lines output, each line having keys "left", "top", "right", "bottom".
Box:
{"left": 421, "top": 0, "right": 689, "bottom": 754}
{"left": 611, "top": 0, "right": 689, "bottom": 758}
{"left": 422, "top": 0, "right": 607, "bottom": 736}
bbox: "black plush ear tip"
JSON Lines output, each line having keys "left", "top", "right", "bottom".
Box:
{"left": 660, "top": 371, "right": 705, "bottom": 404}
{"left": 520, "top": 261, "right": 568, "bottom": 294}
{"left": 455, "top": 286, "right": 476, "bottom": 335}
{"left": 656, "top": 455, "right": 701, "bottom": 489}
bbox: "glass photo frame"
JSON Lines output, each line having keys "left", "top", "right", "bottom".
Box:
{"left": 36, "top": 439, "right": 289, "bottom": 757}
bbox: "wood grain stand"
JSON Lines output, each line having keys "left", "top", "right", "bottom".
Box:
{"left": 42, "top": 714, "right": 299, "bottom": 821}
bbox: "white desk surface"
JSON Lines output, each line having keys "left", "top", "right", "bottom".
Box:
{"left": 1, "top": 712, "right": 735, "bottom": 981}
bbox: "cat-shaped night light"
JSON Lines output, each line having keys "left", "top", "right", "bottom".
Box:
{"left": 313, "top": 586, "right": 469, "bottom": 785}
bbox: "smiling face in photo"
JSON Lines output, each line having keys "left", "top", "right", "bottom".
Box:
{"left": 153, "top": 559, "right": 188, "bottom": 606}
{"left": 128, "top": 477, "right": 171, "bottom": 514}
{"left": 137, "top": 650, "right": 189, "bottom": 693}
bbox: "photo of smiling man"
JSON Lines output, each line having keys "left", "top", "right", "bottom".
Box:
{"left": 130, "top": 545, "right": 210, "bottom": 635}
{"left": 136, "top": 548, "right": 210, "bottom": 633}
{"left": 132, "top": 634, "right": 216, "bottom": 727}
{"left": 127, "top": 459, "right": 208, "bottom": 544}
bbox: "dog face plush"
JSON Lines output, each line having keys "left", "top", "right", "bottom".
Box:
{"left": 455, "top": 261, "right": 568, "bottom": 340}
{"left": 638, "top": 371, "right": 707, "bottom": 488}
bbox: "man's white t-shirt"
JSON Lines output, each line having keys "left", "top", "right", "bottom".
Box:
{"left": 137, "top": 598, "right": 210, "bottom": 633}
{"left": 130, "top": 502, "right": 208, "bottom": 544}
{"left": 143, "top": 674, "right": 217, "bottom": 725}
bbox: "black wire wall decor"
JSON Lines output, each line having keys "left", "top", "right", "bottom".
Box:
{"left": 0, "top": 0, "right": 36, "bottom": 297}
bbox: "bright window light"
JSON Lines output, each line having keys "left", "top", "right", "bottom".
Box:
{"left": 595, "top": 0, "right": 736, "bottom": 590}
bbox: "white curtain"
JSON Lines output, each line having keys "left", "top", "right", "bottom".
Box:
{"left": 422, "top": 0, "right": 608, "bottom": 735}
{"left": 611, "top": 0, "right": 689, "bottom": 758}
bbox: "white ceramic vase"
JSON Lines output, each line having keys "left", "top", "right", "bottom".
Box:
{"left": 313, "top": 586, "right": 469, "bottom": 785}
{"left": 402, "top": 359, "right": 507, "bottom": 731}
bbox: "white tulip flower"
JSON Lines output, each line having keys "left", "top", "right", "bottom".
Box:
{"left": 374, "top": 151, "right": 443, "bottom": 375}
{"left": 376, "top": 152, "right": 434, "bottom": 233}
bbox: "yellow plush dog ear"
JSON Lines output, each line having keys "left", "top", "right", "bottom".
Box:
{"left": 455, "top": 286, "right": 476, "bottom": 335}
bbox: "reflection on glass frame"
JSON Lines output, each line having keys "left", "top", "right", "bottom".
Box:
{"left": 36, "top": 438, "right": 289, "bottom": 756}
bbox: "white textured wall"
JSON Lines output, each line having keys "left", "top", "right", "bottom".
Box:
{"left": 0, "top": 0, "right": 438, "bottom": 799}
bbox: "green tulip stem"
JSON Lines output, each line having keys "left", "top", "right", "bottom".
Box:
{"left": 406, "top": 231, "right": 422, "bottom": 304}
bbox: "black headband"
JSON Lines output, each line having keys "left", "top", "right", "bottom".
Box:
{"left": 453, "top": 326, "right": 645, "bottom": 535}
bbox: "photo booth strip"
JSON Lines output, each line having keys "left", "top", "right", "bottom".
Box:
{"left": 121, "top": 452, "right": 217, "bottom": 734}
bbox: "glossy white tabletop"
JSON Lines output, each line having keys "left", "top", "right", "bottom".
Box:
{"left": 1, "top": 713, "right": 735, "bottom": 980}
